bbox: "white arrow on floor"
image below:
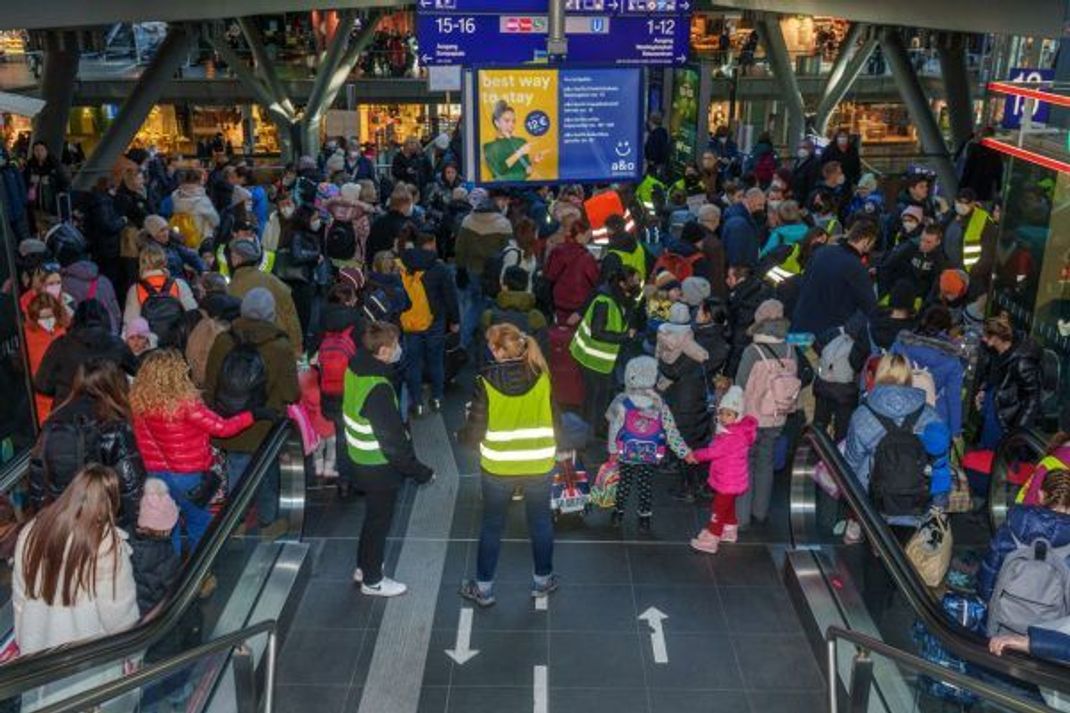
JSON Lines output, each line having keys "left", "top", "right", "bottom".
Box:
{"left": 638, "top": 606, "right": 669, "bottom": 664}
{"left": 445, "top": 607, "right": 479, "bottom": 664}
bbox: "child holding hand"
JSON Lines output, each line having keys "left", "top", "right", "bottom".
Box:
{"left": 690, "top": 386, "right": 758, "bottom": 554}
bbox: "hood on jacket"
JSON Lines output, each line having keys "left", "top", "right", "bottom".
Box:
{"left": 495, "top": 290, "right": 537, "bottom": 311}
{"left": 750, "top": 316, "right": 790, "bottom": 340}
{"left": 400, "top": 248, "right": 438, "bottom": 272}
{"left": 656, "top": 325, "right": 709, "bottom": 365}
{"left": 480, "top": 357, "right": 540, "bottom": 397}
{"left": 173, "top": 184, "right": 208, "bottom": 201}
{"left": 230, "top": 317, "right": 288, "bottom": 346}
{"left": 350, "top": 348, "right": 394, "bottom": 379}
{"left": 895, "top": 330, "right": 961, "bottom": 360}
{"left": 867, "top": 384, "right": 928, "bottom": 419}
{"left": 1005, "top": 506, "right": 1070, "bottom": 548}
{"left": 461, "top": 210, "right": 511, "bottom": 235}
{"left": 662, "top": 237, "right": 699, "bottom": 257}
{"left": 62, "top": 260, "right": 100, "bottom": 281}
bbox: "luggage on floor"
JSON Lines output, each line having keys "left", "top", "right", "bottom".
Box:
{"left": 589, "top": 457, "right": 619, "bottom": 509}
{"left": 549, "top": 324, "right": 584, "bottom": 407}
{"left": 551, "top": 455, "right": 590, "bottom": 516}
{"left": 912, "top": 593, "right": 987, "bottom": 705}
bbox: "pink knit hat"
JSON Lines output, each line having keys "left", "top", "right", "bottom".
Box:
{"left": 138, "top": 478, "right": 179, "bottom": 532}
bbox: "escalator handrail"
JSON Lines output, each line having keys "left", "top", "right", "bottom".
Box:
{"left": 0, "top": 450, "right": 30, "bottom": 495}
{"left": 989, "top": 427, "right": 1049, "bottom": 533}
{"left": 794, "top": 425, "right": 1070, "bottom": 693}
{"left": 0, "top": 419, "right": 298, "bottom": 698}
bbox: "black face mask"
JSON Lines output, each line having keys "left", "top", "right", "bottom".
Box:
{"left": 751, "top": 209, "right": 767, "bottom": 224}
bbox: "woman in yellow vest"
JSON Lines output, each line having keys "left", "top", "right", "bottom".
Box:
{"left": 457, "top": 323, "right": 558, "bottom": 607}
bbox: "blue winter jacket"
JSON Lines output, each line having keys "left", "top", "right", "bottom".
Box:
{"left": 891, "top": 331, "right": 966, "bottom": 437}
{"left": 721, "top": 202, "right": 759, "bottom": 268}
{"left": 843, "top": 385, "right": 945, "bottom": 521}
{"left": 978, "top": 506, "right": 1070, "bottom": 602}
{"left": 759, "top": 222, "right": 809, "bottom": 259}
{"left": 791, "top": 241, "right": 877, "bottom": 336}
{"left": 1029, "top": 623, "right": 1070, "bottom": 663}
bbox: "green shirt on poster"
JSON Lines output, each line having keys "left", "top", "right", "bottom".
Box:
{"left": 483, "top": 136, "right": 532, "bottom": 181}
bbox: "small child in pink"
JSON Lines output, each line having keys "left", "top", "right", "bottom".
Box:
{"left": 690, "top": 386, "right": 758, "bottom": 554}
{"left": 299, "top": 367, "right": 338, "bottom": 477}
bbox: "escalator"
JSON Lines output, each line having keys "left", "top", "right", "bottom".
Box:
{"left": 0, "top": 419, "right": 310, "bottom": 711}
{"left": 785, "top": 425, "right": 1070, "bottom": 712}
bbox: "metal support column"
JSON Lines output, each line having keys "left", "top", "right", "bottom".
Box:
{"left": 74, "top": 27, "right": 194, "bottom": 191}
{"left": 238, "top": 17, "right": 296, "bottom": 117}
{"left": 547, "top": 0, "right": 568, "bottom": 58}
{"left": 755, "top": 14, "right": 806, "bottom": 152}
{"left": 821, "top": 23, "right": 865, "bottom": 107}
{"left": 31, "top": 31, "right": 80, "bottom": 160}
{"left": 815, "top": 31, "right": 878, "bottom": 135}
{"left": 938, "top": 33, "right": 974, "bottom": 152}
{"left": 879, "top": 27, "right": 959, "bottom": 195}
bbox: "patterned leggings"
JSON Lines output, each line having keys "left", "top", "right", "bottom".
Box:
{"left": 615, "top": 463, "right": 656, "bottom": 517}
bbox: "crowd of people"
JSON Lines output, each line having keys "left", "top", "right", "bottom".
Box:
{"left": 5, "top": 115, "right": 1069, "bottom": 702}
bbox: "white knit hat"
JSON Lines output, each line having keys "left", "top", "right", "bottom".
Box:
{"left": 625, "top": 356, "right": 658, "bottom": 390}
{"left": 718, "top": 385, "right": 745, "bottom": 415}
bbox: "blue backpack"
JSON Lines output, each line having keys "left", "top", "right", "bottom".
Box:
{"left": 615, "top": 398, "right": 666, "bottom": 464}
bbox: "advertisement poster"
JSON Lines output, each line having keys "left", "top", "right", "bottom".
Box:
{"left": 473, "top": 66, "right": 642, "bottom": 185}
{"left": 669, "top": 66, "right": 699, "bottom": 174}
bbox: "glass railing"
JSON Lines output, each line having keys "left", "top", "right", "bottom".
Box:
{"left": 790, "top": 425, "right": 1070, "bottom": 708}
{"left": 0, "top": 419, "right": 305, "bottom": 710}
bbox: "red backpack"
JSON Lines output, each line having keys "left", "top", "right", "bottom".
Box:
{"left": 651, "top": 251, "right": 702, "bottom": 282}
{"left": 317, "top": 326, "right": 357, "bottom": 397}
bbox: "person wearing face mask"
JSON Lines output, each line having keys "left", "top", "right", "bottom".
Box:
{"left": 791, "top": 139, "right": 821, "bottom": 203}
{"left": 670, "top": 163, "right": 706, "bottom": 200}
{"left": 24, "top": 292, "right": 69, "bottom": 424}
{"left": 943, "top": 187, "right": 998, "bottom": 291}
{"left": 343, "top": 140, "right": 376, "bottom": 182}
{"left": 272, "top": 205, "right": 323, "bottom": 339}
{"left": 885, "top": 204, "right": 925, "bottom": 250}
{"left": 820, "top": 130, "right": 861, "bottom": 189}
{"left": 343, "top": 322, "right": 434, "bottom": 597}
{"left": 260, "top": 192, "right": 296, "bottom": 274}
{"left": 721, "top": 187, "right": 766, "bottom": 269}
{"left": 19, "top": 261, "right": 73, "bottom": 319}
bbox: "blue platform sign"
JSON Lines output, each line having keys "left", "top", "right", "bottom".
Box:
{"left": 1001, "top": 67, "right": 1056, "bottom": 129}
{"left": 418, "top": 0, "right": 691, "bottom": 66}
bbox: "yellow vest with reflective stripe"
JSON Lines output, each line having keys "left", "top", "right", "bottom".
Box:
{"left": 962, "top": 207, "right": 991, "bottom": 269}
{"left": 479, "top": 373, "right": 556, "bottom": 476}
{"left": 766, "top": 244, "right": 802, "bottom": 284}
{"left": 607, "top": 243, "right": 647, "bottom": 282}
{"left": 570, "top": 294, "right": 625, "bottom": 374}
{"left": 343, "top": 373, "right": 391, "bottom": 466}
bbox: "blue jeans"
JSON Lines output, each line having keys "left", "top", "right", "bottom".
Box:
{"left": 476, "top": 473, "right": 554, "bottom": 585}
{"left": 226, "top": 452, "right": 279, "bottom": 526}
{"left": 151, "top": 471, "right": 213, "bottom": 556}
{"left": 404, "top": 326, "right": 446, "bottom": 403}
{"left": 457, "top": 278, "right": 485, "bottom": 352}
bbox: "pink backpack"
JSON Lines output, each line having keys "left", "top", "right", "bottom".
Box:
{"left": 615, "top": 398, "right": 666, "bottom": 464}
{"left": 745, "top": 344, "right": 801, "bottom": 427}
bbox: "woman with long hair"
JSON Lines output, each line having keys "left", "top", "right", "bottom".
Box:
{"left": 130, "top": 349, "right": 257, "bottom": 554}
{"left": 457, "top": 323, "right": 558, "bottom": 607}
{"left": 31, "top": 358, "right": 145, "bottom": 528}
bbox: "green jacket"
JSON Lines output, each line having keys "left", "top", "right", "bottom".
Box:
{"left": 455, "top": 211, "right": 512, "bottom": 277}
{"left": 483, "top": 136, "right": 531, "bottom": 181}
{"left": 227, "top": 265, "right": 304, "bottom": 356}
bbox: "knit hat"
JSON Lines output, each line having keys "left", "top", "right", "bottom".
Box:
{"left": 451, "top": 186, "right": 469, "bottom": 202}
{"left": 229, "top": 238, "right": 262, "bottom": 265}
{"left": 681, "top": 277, "right": 711, "bottom": 307}
{"left": 624, "top": 356, "right": 658, "bottom": 390}
{"left": 143, "top": 214, "right": 168, "bottom": 236}
{"left": 17, "top": 238, "right": 48, "bottom": 258}
{"left": 123, "top": 317, "right": 153, "bottom": 340}
{"left": 203, "top": 293, "right": 241, "bottom": 321}
{"left": 434, "top": 133, "right": 450, "bottom": 150}
{"left": 753, "top": 298, "right": 784, "bottom": 324}
{"left": 654, "top": 270, "right": 680, "bottom": 291}
{"left": 467, "top": 186, "right": 489, "bottom": 209}
{"left": 668, "top": 302, "right": 691, "bottom": 325}
{"left": 889, "top": 279, "right": 917, "bottom": 311}
{"left": 138, "top": 478, "right": 179, "bottom": 532}
{"left": 901, "top": 205, "right": 924, "bottom": 223}
{"left": 325, "top": 150, "right": 346, "bottom": 175}
{"left": 718, "top": 385, "right": 744, "bottom": 415}
{"left": 921, "top": 419, "right": 950, "bottom": 457}
{"left": 340, "top": 182, "right": 361, "bottom": 204}
{"left": 857, "top": 173, "right": 878, "bottom": 192}
{"left": 939, "top": 269, "right": 969, "bottom": 300}
{"left": 241, "top": 287, "right": 276, "bottom": 322}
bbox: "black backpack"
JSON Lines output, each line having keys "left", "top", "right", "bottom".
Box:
{"left": 140, "top": 278, "right": 185, "bottom": 348}
{"left": 481, "top": 246, "right": 520, "bottom": 299}
{"left": 214, "top": 332, "right": 268, "bottom": 417}
{"left": 866, "top": 404, "right": 929, "bottom": 516}
{"left": 324, "top": 221, "right": 357, "bottom": 262}
{"left": 37, "top": 414, "right": 100, "bottom": 503}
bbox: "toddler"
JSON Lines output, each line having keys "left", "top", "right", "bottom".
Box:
{"left": 690, "top": 386, "right": 758, "bottom": 553}
{"left": 130, "top": 478, "right": 181, "bottom": 616}
{"left": 606, "top": 356, "right": 694, "bottom": 532}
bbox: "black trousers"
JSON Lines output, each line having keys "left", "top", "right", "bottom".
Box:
{"left": 813, "top": 393, "right": 857, "bottom": 443}
{"left": 358, "top": 487, "right": 399, "bottom": 586}
{"left": 581, "top": 368, "right": 615, "bottom": 437}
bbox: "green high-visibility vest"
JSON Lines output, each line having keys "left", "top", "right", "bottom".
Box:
{"left": 766, "top": 243, "right": 802, "bottom": 284}
{"left": 342, "top": 372, "right": 393, "bottom": 466}
{"left": 962, "top": 206, "right": 991, "bottom": 269}
{"left": 479, "top": 373, "right": 556, "bottom": 477}
{"left": 607, "top": 243, "right": 647, "bottom": 282}
{"left": 570, "top": 294, "right": 625, "bottom": 375}
{"left": 635, "top": 175, "right": 665, "bottom": 212}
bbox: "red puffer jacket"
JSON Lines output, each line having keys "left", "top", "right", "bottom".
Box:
{"left": 134, "top": 400, "right": 254, "bottom": 474}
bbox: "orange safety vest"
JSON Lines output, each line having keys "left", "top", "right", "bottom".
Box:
{"left": 584, "top": 190, "right": 635, "bottom": 242}
{"left": 136, "top": 275, "right": 181, "bottom": 304}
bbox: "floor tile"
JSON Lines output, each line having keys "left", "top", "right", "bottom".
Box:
{"left": 627, "top": 545, "right": 715, "bottom": 586}
{"left": 649, "top": 689, "right": 751, "bottom": 713}
{"left": 747, "top": 689, "right": 827, "bottom": 713}
{"left": 718, "top": 586, "right": 804, "bottom": 634}
{"left": 549, "top": 584, "right": 638, "bottom": 632}
{"left": 444, "top": 686, "right": 532, "bottom": 713}
{"left": 422, "top": 630, "right": 548, "bottom": 687}
{"left": 632, "top": 585, "right": 726, "bottom": 633}
{"left": 707, "top": 546, "right": 782, "bottom": 587}
{"left": 291, "top": 579, "right": 374, "bottom": 629}
{"left": 307, "top": 538, "right": 357, "bottom": 581}
{"left": 549, "top": 631, "right": 645, "bottom": 688}
{"left": 732, "top": 635, "right": 825, "bottom": 691}
{"left": 414, "top": 687, "right": 448, "bottom": 713}
{"left": 639, "top": 633, "right": 743, "bottom": 690}
{"left": 275, "top": 684, "right": 349, "bottom": 713}
{"left": 433, "top": 580, "right": 548, "bottom": 632}
{"left": 304, "top": 501, "right": 364, "bottom": 538}
{"left": 463, "top": 540, "right": 541, "bottom": 583}
{"left": 551, "top": 543, "right": 630, "bottom": 585}
{"left": 550, "top": 687, "right": 651, "bottom": 713}
{"left": 277, "top": 628, "right": 364, "bottom": 685}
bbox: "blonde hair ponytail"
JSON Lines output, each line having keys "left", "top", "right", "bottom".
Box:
{"left": 486, "top": 323, "right": 548, "bottom": 377}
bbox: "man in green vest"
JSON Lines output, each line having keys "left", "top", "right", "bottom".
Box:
{"left": 343, "top": 322, "right": 433, "bottom": 597}
{"left": 946, "top": 187, "right": 998, "bottom": 293}
{"left": 605, "top": 214, "right": 648, "bottom": 283}
{"left": 571, "top": 262, "right": 639, "bottom": 435}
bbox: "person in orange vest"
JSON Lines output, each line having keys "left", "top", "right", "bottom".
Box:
{"left": 585, "top": 187, "right": 635, "bottom": 245}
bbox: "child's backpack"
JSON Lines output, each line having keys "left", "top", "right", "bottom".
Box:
{"left": 866, "top": 404, "right": 929, "bottom": 516}
{"left": 481, "top": 245, "right": 521, "bottom": 299}
{"left": 168, "top": 211, "right": 202, "bottom": 248}
{"left": 748, "top": 345, "right": 801, "bottom": 425}
{"left": 986, "top": 535, "right": 1070, "bottom": 637}
{"left": 590, "top": 457, "right": 620, "bottom": 509}
{"left": 137, "top": 278, "right": 185, "bottom": 348}
{"left": 400, "top": 268, "right": 433, "bottom": 332}
{"left": 214, "top": 332, "right": 268, "bottom": 417}
{"left": 324, "top": 220, "right": 357, "bottom": 262}
{"left": 317, "top": 325, "right": 357, "bottom": 398}
{"left": 817, "top": 328, "right": 856, "bottom": 384}
{"left": 651, "top": 251, "right": 702, "bottom": 282}
{"left": 615, "top": 398, "right": 666, "bottom": 464}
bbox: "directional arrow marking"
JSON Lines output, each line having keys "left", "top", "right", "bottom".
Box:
{"left": 445, "top": 607, "right": 479, "bottom": 664}
{"left": 638, "top": 606, "right": 669, "bottom": 664}
{"left": 534, "top": 665, "right": 548, "bottom": 713}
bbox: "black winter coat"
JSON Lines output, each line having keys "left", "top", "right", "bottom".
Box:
{"left": 30, "top": 395, "right": 145, "bottom": 529}
{"left": 727, "top": 276, "right": 773, "bottom": 374}
{"left": 129, "top": 531, "right": 181, "bottom": 615}
{"left": 86, "top": 189, "right": 127, "bottom": 260}
{"left": 367, "top": 210, "right": 414, "bottom": 264}
{"left": 113, "top": 184, "right": 156, "bottom": 229}
{"left": 693, "top": 320, "right": 730, "bottom": 377}
{"left": 659, "top": 354, "right": 711, "bottom": 448}
{"left": 981, "top": 338, "right": 1043, "bottom": 431}
{"left": 35, "top": 325, "right": 139, "bottom": 404}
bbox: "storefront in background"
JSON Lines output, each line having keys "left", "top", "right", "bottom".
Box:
{"left": 355, "top": 103, "right": 460, "bottom": 150}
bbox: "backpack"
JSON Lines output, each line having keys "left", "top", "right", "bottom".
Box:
{"left": 986, "top": 535, "right": 1070, "bottom": 637}
{"left": 818, "top": 328, "right": 856, "bottom": 385}
{"left": 615, "top": 398, "right": 666, "bottom": 464}
{"left": 324, "top": 221, "right": 357, "bottom": 262}
{"left": 481, "top": 246, "right": 521, "bottom": 299}
{"left": 651, "top": 251, "right": 702, "bottom": 282}
{"left": 400, "top": 268, "right": 433, "bottom": 332}
{"left": 138, "top": 279, "right": 185, "bottom": 348}
{"left": 38, "top": 414, "right": 100, "bottom": 502}
{"left": 590, "top": 458, "right": 620, "bottom": 509}
{"left": 912, "top": 593, "right": 988, "bottom": 705}
{"left": 317, "top": 326, "right": 357, "bottom": 398}
{"left": 754, "top": 152, "right": 777, "bottom": 185}
{"left": 168, "top": 211, "right": 202, "bottom": 248}
{"left": 214, "top": 332, "right": 268, "bottom": 416}
{"left": 750, "top": 345, "right": 801, "bottom": 424}
{"left": 865, "top": 404, "right": 929, "bottom": 516}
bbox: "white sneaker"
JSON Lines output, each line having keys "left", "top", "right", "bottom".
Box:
{"left": 352, "top": 567, "right": 363, "bottom": 583}
{"left": 843, "top": 520, "right": 863, "bottom": 545}
{"left": 361, "top": 576, "right": 407, "bottom": 597}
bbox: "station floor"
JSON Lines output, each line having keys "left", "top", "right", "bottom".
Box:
{"left": 275, "top": 379, "right": 825, "bottom": 713}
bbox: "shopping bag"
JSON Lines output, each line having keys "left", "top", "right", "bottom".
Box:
{"left": 589, "top": 457, "right": 619, "bottom": 509}
{"left": 906, "top": 508, "right": 953, "bottom": 588}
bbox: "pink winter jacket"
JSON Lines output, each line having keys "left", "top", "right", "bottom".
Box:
{"left": 692, "top": 415, "right": 758, "bottom": 495}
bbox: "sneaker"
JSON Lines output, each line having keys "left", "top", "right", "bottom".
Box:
{"left": 409, "top": 404, "right": 425, "bottom": 420}
{"left": 690, "top": 529, "right": 720, "bottom": 554}
{"left": 720, "top": 524, "right": 739, "bottom": 543}
{"left": 361, "top": 576, "right": 408, "bottom": 597}
{"left": 843, "top": 519, "right": 863, "bottom": 545}
{"left": 430, "top": 398, "right": 442, "bottom": 413}
{"left": 531, "top": 573, "right": 560, "bottom": 598}
{"left": 352, "top": 567, "right": 363, "bottom": 584}
{"left": 459, "top": 580, "right": 496, "bottom": 607}
{"left": 511, "top": 485, "right": 524, "bottom": 501}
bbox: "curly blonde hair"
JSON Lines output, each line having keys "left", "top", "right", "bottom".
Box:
{"left": 129, "top": 349, "right": 201, "bottom": 418}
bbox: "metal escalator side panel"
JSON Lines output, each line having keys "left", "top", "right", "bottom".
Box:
{"left": 989, "top": 428, "right": 1048, "bottom": 533}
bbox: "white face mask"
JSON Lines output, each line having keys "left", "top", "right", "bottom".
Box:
{"left": 796, "top": 148, "right": 809, "bottom": 160}
{"left": 388, "top": 344, "right": 403, "bottom": 364}
{"left": 280, "top": 204, "right": 295, "bottom": 219}
{"left": 954, "top": 201, "right": 971, "bottom": 216}
{"left": 37, "top": 316, "right": 56, "bottom": 332}
{"left": 902, "top": 219, "right": 919, "bottom": 232}
{"left": 310, "top": 218, "right": 322, "bottom": 231}
{"left": 44, "top": 283, "right": 62, "bottom": 298}
{"left": 837, "top": 137, "right": 848, "bottom": 147}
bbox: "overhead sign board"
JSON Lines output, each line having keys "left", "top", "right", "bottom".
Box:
{"left": 465, "top": 66, "right": 643, "bottom": 185}
{"left": 1001, "top": 67, "right": 1056, "bottom": 129}
{"left": 418, "top": 0, "right": 691, "bottom": 66}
